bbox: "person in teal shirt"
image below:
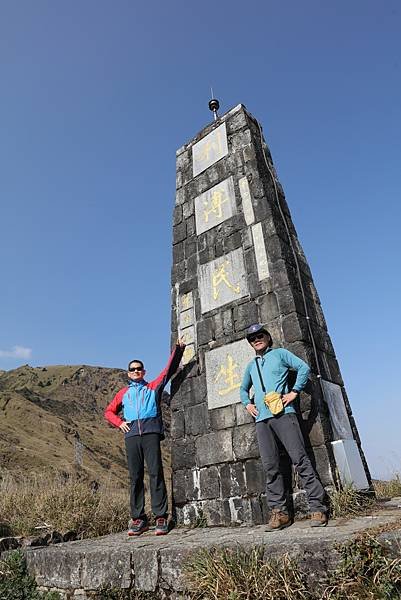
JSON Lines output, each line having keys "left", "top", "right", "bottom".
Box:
{"left": 240, "top": 324, "right": 328, "bottom": 531}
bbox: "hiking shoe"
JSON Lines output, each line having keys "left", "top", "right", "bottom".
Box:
{"left": 155, "top": 517, "right": 168, "bottom": 536}
{"left": 128, "top": 518, "right": 149, "bottom": 536}
{"left": 310, "top": 512, "right": 328, "bottom": 527}
{"left": 265, "top": 509, "right": 291, "bottom": 532}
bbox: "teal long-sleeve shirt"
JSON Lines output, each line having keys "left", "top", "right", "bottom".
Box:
{"left": 240, "top": 348, "right": 310, "bottom": 421}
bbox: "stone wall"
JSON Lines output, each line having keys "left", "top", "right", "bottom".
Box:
{"left": 170, "top": 103, "right": 371, "bottom": 525}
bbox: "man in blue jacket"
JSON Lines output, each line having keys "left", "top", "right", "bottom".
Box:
{"left": 105, "top": 340, "right": 185, "bottom": 536}
{"left": 240, "top": 324, "right": 328, "bottom": 531}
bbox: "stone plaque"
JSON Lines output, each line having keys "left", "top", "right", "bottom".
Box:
{"left": 199, "top": 248, "right": 249, "bottom": 314}
{"left": 182, "top": 344, "right": 195, "bottom": 365}
{"left": 252, "top": 223, "right": 269, "bottom": 280}
{"left": 180, "top": 325, "right": 195, "bottom": 346}
{"left": 205, "top": 339, "right": 255, "bottom": 409}
{"left": 195, "top": 177, "right": 236, "bottom": 235}
{"left": 192, "top": 122, "right": 228, "bottom": 177}
{"left": 239, "top": 176, "right": 255, "bottom": 225}
{"left": 180, "top": 292, "right": 193, "bottom": 311}
{"left": 179, "top": 309, "right": 194, "bottom": 330}
{"left": 321, "top": 379, "right": 353, "bottom": 440}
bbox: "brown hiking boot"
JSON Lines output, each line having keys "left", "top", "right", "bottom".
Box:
{"left": 265, "top": 509, "right": 291, "bottom": 532}
{"left": 310, "top": 512, "right": 328, "bottom": 527}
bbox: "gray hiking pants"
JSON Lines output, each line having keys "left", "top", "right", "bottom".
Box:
{"left": 125, "top": 433, "right": 168, "bottom": 520}
{"left": 256, "top": 413, "right": 326, "bottom": 513}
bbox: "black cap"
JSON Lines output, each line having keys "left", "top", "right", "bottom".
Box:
{"left": 246, "top": 323, "right": 270, "bottom": 341}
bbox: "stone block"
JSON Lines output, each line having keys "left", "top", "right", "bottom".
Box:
{"left": 219, "top": 462, "right": 246, "bottom": 498}
{"left": 171, "top": 411, "right": 185, "bottom": 439}
{"left": 203, "top": 498, "right": 232, "bottom": 526}
{"left": 26, "top": 548, "right": 82, "bottom": 588}
{"left": 197, "top": 318, "right": 214, "bottom": 346}
{"left": 186, "top": 215, "right": 196, "bottom": 237}
{"left": 81, "top": 548, "right": 131, "bottom": 590}
{"left": 226, "top": 109, "right": 248, "bottom": 133}
{"left": 173, "top": 205, "right": 182, "bottom": 226}
{"left": 281, "top": 312, "right": 309, "bottom": 344}
{"left": 171, "top": 439, "right": 196, "bottom": 470}
{"left": 184, "top": 238, "right": 197, "bottom": 259}
{"left": 172, "top": 469, "right": 187, "bottom": 504}
{"left": 185, "top": 403, "right": 210, "bottom": 437}
{"left": 209, "top": 405, "right": 236, "bottom": 430}
{"left": 173, "top": 221, "right": 186, "bottom": 244}
{"left": 257, "top": 292, "right": 279, "bottom": 323}
{"left": 250, "top": 497, "right": 264, "bottom": 525}
{"left": 227, "top": 497, "right": 253, "bottom": 524}
{"left": 233, "top": 423, "right": 260, "bottom": 460}
{"left": 172, "top": 242, "right": 184, "bottom": 264}
{"left": 233, "top": 301, "right": 259, "bottom": 332}
{"left": 159, "top": 546, "right": 196, "bottom": 592}
{"left": 182, "top": 198, "right": 194, "bottom": 219}
{"left": 199, "top": 465, "right": 220, "bottom": 499}
{"left": 235, "top": 402, "right": 254, "bottom": 425}
{"left": 309, "top": 444, "right": 334, "bottom": 487}
{"left": 196, "top": 430, "right": 233, "bottom": 466}
{"left": 244, "top": 458, "right": 265, "bottom": 494}
{"left": 185, "top": 468, "right": 200, "bottom": 501}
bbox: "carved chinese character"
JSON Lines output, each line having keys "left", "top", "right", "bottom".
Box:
{"left": 212, "top": 261, "right": 240, "bottom": 300}
{"left": 214, "top": 355, "right": 241, "bottom": 396}
{"left": 203, "top": 189, "right": 227, "bottom": 223}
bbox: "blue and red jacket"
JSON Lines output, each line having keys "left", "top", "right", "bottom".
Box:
{"left": 104, "top": 344, "right": 185, "bottom": 438}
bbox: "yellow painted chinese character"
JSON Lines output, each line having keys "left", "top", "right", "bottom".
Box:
{"left": 183, "top": 312, "right": 191, "bottom": 325}
{"left": 203, "top": 189, "right": 227, "bottom": 223}
{"left": 212, "top": 261, "right": 240, "bottom": 300}
{"left": 183, "top": 346, "right": 195, "bottom": 364}
{"left": 181, "top": 294, "right": 191, "bottom": 310}
{"left": 215, "top": 354, "right": 241, "bottom": 396}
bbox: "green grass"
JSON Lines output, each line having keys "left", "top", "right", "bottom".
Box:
{"left": 0, "top": 551, "right": 60, "bottom": 600}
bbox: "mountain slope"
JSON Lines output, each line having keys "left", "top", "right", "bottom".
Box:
{"left": 0, "top": 365, "right": 171, "bottom": 488}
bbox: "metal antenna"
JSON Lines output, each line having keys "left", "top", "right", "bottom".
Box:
{"left": 208, "top": 88, "right": 220, "bottom": 121}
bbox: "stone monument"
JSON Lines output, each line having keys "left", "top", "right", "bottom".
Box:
{"left": 170, "top": 103, "right": 371, "bottom": 526}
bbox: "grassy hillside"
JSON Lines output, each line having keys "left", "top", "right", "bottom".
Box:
{"left": 0, "top": 364, "right": 171, "bottom": 489}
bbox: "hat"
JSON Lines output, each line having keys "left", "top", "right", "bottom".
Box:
{"left": 246, "top": 323, "right": 270, "bottom": 340}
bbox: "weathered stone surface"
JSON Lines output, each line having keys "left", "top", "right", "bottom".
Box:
{"left": 199, "top": 466, "right": 220, "bottom": 499}
{"left": 233, "top": 424, "right": 259, "bottom": 460}
{"left": 26, "top": 547, "right": 83, "bottom": 588}
{"left": 219, "top": 462, "right": 246, "bottom": 498}
{"left": 209, "top": 405, "right": 235, "bottom": 430}
{"left": 81, "top": 548, "right": 131, "bottom": 589}
{"left": 196, "top": 430, "right": 233, "bottom": 466}
{"left": 235, "top": 402, "right": 254, "bottom": 425}
{"left": 244, "top": 458, "right": 265, "bottom": 495}
{"left": 171, "top": 439, "right": 196, "bottom": 470}
{"left": 185, "top": 403, "right": 210, "bottom": 437}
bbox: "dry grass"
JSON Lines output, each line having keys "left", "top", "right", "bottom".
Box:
{"left": 0, "top": 471, "right": 129, "bottom": 538}
{"left": 328, "top": 484, "right": 375, "bottom": 519}
{"left": 185, "top": 546, "right": 310, "bottom": 600}
{"left": 374, "top": 474, "right": 401, "bottom": 500}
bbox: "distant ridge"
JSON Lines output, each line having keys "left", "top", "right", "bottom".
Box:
{"left": 0, "top": 365, "right": 171, "bottom": 487}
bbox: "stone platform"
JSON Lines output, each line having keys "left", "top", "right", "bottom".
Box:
{"left": 24, "top": 507, "right": 401, "bottom": 598}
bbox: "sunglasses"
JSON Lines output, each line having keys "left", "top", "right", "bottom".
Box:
{"left": 248, "top": 333, "right": 266, "bottom": 343}
{"left": 128, "top": 367, "right": 144, "bottom": 373}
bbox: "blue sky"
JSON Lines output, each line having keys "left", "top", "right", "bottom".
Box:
{"left": 1, "top": 0, "right": 400, "bottom": 479}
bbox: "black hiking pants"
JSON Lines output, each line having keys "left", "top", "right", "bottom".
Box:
{"left": 125, "top": 433, "right": 168, "bottom": 520}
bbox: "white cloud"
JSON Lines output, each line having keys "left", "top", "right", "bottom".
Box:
{"left": 0, "top": 345, "right": 32, "bottom": 359}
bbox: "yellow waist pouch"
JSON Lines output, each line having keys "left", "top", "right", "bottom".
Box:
{"left": 264, "top": 391, "right": 284, "bottom": 415}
